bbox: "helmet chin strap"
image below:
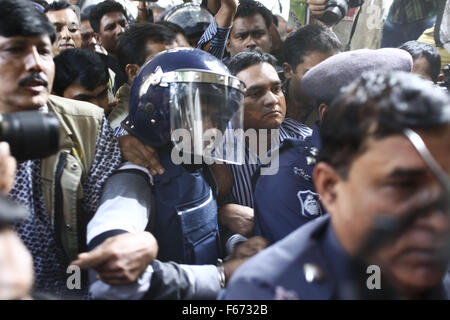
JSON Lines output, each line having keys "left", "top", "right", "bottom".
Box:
{"left": 403, "top": 128, "right": 450, "bottom": 196}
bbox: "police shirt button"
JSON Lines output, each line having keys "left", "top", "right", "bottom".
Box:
{"left": 303, "top": 263, "right": 324, "bottom": 283}
{"left": 66, "top": 224, "right": 71, "bottom": 230}
{"left": 306, "top": 156, "right": 316, "bottom": 166}
{"left": 70, "top": 163, "right": 78, "bottom": 170}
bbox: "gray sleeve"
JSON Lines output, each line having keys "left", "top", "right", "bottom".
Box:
{"left": 142, "top": 260, "right": 221, "bottom": 300}
{"left": 87, "top": 163, "right": 153, "bottom": 245}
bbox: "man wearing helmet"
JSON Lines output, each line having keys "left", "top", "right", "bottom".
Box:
{"left": 72, "top": 48, "right": 267, "bottom": 299}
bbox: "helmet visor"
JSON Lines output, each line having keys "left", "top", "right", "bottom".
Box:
{"left": 170, "top": 81, "right": 244, "bottom": 164}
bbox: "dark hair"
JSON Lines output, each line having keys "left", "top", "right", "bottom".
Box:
{"left": 227, "top": 49, "right": 278, "bottom": 75}
{"left": 45, "top": 0, "right": 80, "bottom": 22}
{"left": 30, "top": 0, "right": 49, "bottom": 10}
{"left": 272, "top": 14, "right": 279, "bottom": 27}
{"left": 80, "top": 5, "right": 95, "bottom": 22}
{"left": 235, "top": 0, "right": 272, "bottom": 29}
{"left": 319, "top": 70, "right": 450, "bottom": 177}
{"left": 53, "top": 48, "right": 109, "bottom": 96}
{"left": 157, "top": 21, "right": 187, "bottom": 38}
{"left": 117, "top": 22, "right": 176, "bottom": 71}
{"left": 283, "top": 24, "right": 342, "bottom": 68}
{"left": 80, "top": 11, "right": 89, "bottom": 22}
{"left": 89, "top": 0, "right": 127, "bottom": 33}
{"left": 398, "top": 40, "right": 441, "bottom": 82}
{"left": 0, "top": 0, "right": 56, "bottom": 43}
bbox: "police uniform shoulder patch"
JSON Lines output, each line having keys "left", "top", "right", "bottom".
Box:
{"left": 297, "top": 190, "right": 323, "bottom": 218}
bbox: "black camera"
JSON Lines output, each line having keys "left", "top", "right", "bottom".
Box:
{"left": 0, "top": 111, "right": 60, "bottom": 161}
{"left": 319, "top": 0, "right": 364, "bottom": 26}
{"left": 0, "top": 111, "right": 60, "bottom": 225}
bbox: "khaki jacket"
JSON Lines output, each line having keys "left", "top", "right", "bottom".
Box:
{"left": 108, "top": 83, "right": 130, "bottom": 129}
{"left": 41, "top": 95, "right": 104, "bottom": 261}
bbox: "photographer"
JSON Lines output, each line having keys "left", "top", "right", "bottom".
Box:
{"left": 306, "top": 0, "right": 364, "bottom": 26}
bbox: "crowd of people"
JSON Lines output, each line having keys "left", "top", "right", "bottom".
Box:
{"left": 0, "top": 0, "right": 449, "bottom": 300}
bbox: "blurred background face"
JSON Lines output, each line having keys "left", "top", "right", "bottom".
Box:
{"left": 46, "top": 8, "right": 81, "bottom": 55}
{"left": 329, "top": 128, "right": 450, "bottom": 297}
{"left": 236, "top": 62, "right": 286, "bottom": 130}
{"left": 227, "top": 14, "right": 272, "bottom": 57}
{"left": 0, "top": 35, "right": 54, "bottom": 112}
{"left": 287, "top": 51, "right": 335, "bottom": 102}
{"left": 99, "top": 11, "right": 128, "bottom": 56}
{"left": 80, "top": 19, "right": 97, "bottom": 51}
{"left": 63, "top": 82, "right": 110, "bottom": 114}
{"left": 412, "top": 56, "right": 433, "bottom": 82}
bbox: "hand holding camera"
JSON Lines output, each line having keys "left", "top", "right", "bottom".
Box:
{"left": 307, "top": 0, "right": 364, "bottom": 26}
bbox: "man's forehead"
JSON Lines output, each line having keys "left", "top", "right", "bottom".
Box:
{"left": 0, "top": 34, "right": 52, "bottom": 47}
{"left": 237, "top": 62, "right": 279, "bottom": 85}
{"left": 100, "top": 11, "right": 127, "bottom": 26}
{"left": 66, "top": 82, "right": 107, "bottom": 97}
{"left": 232, "top": 14, "right": 268, "bottom": 33}
{"left": 416, "top": 126, "right": 450, "bottom": 171}
{"left": 353, "top": 129, "right": 450, "bottom": 177}
{"left": 46, "top": 8, "right": 79, "bottom": 23}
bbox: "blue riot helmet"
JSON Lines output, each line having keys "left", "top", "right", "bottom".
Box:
{"left": 123, "top": 48, "right": 245, "bottom": 164}
{"left": 159, "top": 3, "right": 213, "bottom": 47}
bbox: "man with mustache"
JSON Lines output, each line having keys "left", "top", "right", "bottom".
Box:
{"left": 222, "top": 70, "right": 450, "bottom": 300}
{"left": 0, "top": 0, "right": 130, "bottom": 299}
{"left": 45, "top": 0, "right": 82, "bottom": 55}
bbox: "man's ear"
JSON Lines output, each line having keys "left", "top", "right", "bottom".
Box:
{"left": 125, "top": 64, "right": 140, "bottom": 84}
{"left": 313, "top": 161, "right": 341, "bottom": 216}
{"left": 318, "top": 103, "right": 328, "bottom": 120}
{"left": 282, "top": 62, "right": 294, "bottom": 79}
{"left": 225, "top": 38, "right": 231, "bottom": 54}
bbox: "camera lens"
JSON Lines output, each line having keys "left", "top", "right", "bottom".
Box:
{"left": 0, "top": 111, "right": 60, "bottom": 161}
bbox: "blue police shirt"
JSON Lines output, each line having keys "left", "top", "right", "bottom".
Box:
{"left": 253, "top": 125, "right": 324, "bottom": 244}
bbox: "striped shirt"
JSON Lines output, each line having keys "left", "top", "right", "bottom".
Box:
{"left": 227, "top": 117, "right": 312, "bottom": 208}
{"left": 388, "top": 0, "right": 437, "bottom": 24}
{"left": 196, "top": 19, "right": 231, "bottom": 60}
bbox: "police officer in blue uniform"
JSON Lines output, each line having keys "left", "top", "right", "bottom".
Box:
{"left": 222, "top": 70, "right": 450, "bottom": 300}
{"left": 252, "top": 48, "right": 414, "bottom": 245}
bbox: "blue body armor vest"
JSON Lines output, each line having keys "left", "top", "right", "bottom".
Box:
{"left": 152, "top": 149, "right": 222, "bottom": 265}
{"left": 253, "top": 127, "right": 324, "bottom": 244}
